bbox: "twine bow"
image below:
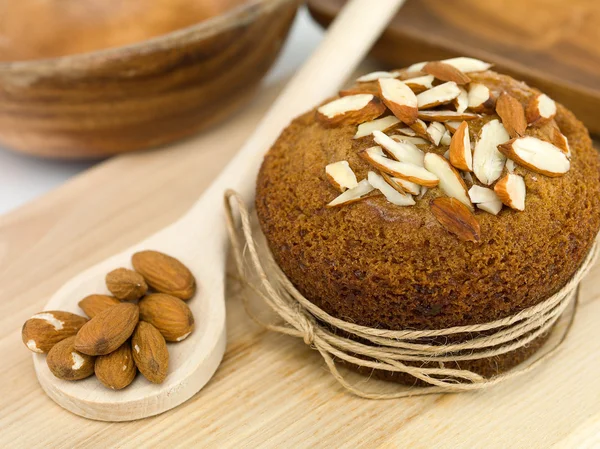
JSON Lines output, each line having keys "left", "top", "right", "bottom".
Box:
{"left": 224, "top": 190, "right": 599, "bottom": 399}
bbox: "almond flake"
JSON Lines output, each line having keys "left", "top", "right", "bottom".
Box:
{"left": 440, "top": 130, "right": 452, "bottom": 146}
{"left": 468, "top": 83, "right": 494, "bottom": 111}
{"left": 417, "top": 82, "right": 461, "bottom": 109}
{"left": 339, "top": 87, "right": 377, "bottom": 97}
{"left": 494, "top": 173, "right": 526, "bottom": 211}
{"left": 552, "top": 130, "right": 571, "bottom": 158}
{"left": 468, "top": 185, "right": 500, "bottom": 203}
{"left": 403, "top": 75, "right": 435, "bottom": 93}
{"left": 417, "top": 110, "right": 479, "bottom": 122}
{"left": 498, "top": 136, "right": 570, "bottom": 177}
{"left": 449, "top": 121, "right": 472, "bottom": 171}
{"left": 472, "top": 119, "right": 510, "bottom": 185}
{"left": 359, "top": 146, "right": 439, "bottom": 187}
{"left": 454, "top": 87, "right": 468, "bottom": 113}
{"left": 423, "top": 61, "right": 471, "bottom": 85}
{"left": 526, "top": 93, "right": 556, "bottom": 124}
{"left": 357, "top": 71, "right": 399, "bottom": 83}
{"left": 378, "top": 78, "right": 418, "bottom": 124}
{"left": 495, "top": 92, "right": 527, "bottom": 138}
{"left": 392, "top": 177, "right": 421, "bottom": 195}
{"left": 372, "top": 130, "right": 424, "bottom": 166}
{"left": 407, "top": 57, "right": 492, "bottom": 74}
{"left": 327, "top": 179, "right": 374, "bottom": 207}
{"left": 390, "top": 135, "right": 430, "bottom": 146}
{"left": 409, "top": 119, "right": 429, "bottom": 138}
{"left": 317, "top": 94, "right": 385, "bottom": 126}
{"left": 430, "top": 197, "right": 481, "bottom": 243}
{"left": 424, "top": 153, "right": 473, "bottom": 209}
{"left": 445, "top": 121, "right": 462, "bottom": 133}
{"left": 325, "top": 161, "right": 358, "bottom": 192}
{"left": 505, "top": 159, "right": 516, "bottom": 173}
{"left": 397, "top": 127, "right": 417, "bottom": 136}
{"left": 426, "top": 122, "right": 446, "bottom": 146}
{"left": 477, "top": 201, "right": 503, "bottom": 215}
{"left": 354, "top": 116, "right": 400, "bottom": 139}
{"left": 368, "top": 171, "right": 415, "bottom": 206}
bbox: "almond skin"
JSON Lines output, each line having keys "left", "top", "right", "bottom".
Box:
{"left": 78, "top": 294, "right": 120, "bottom": 318}
{"left": 132, "top": 322, "right": 169, "bottom": 384}
{"left": 106, "top": 268, "right": 148, "bottom": 301}
{"left": 132, "top": 251, "right": 196, "bottom": 300}
{"left": 46, "top": 336, "right": 95, "bottom": 381}
{"left": 139, "top": 294, "right": 195, "bottom": 342}
{"left": 430, "top": 197, "right": 481, "bottom": 243}
{"left": 74, "top": 303, "right": 139, "bottom": 356}
{"left": 95, "top": 341, "right": 137, "bottom": 390}
{"left": 22, "top": 311, "right": 88, "bottom": 353}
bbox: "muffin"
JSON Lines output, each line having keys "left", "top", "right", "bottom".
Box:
{"left": 255, "top": 57, "right": 600, "bottom": 383}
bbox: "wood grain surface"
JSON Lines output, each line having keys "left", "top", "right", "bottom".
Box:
{"left": 2, "top": 73, "right": 600, "bottom": 447}
{"left": 0, "top": 0, "right": 299, "bottom": 158}
{"left": 307, "top": 0, "right": 600, "bottom": 136}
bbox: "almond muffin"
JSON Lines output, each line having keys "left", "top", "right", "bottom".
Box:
{"left": 255, "top": 58, "right": 600, "bottom": 382}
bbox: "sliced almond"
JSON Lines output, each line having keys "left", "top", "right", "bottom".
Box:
{"left": 397, "top": 127, "right": 417, "bottom": 136}
{"left": 454, "top": 87, "right": 468, "bottom": 113}
{"left": 468, "top": 185, "right": 500, "bottom": 203}
{"left": 417, "top": 110, "right": 479, "bottom": 122}
{"left": 325, "top": 161, "right": 358, "bottom": 192}
{"left": 403, "top": 74, "right": 435, "bottom": 93}
{"left": 468, "top": 83, "right": 494, "bottom": 112}
{"left": 477, "top": 201, "right": 503, "bottom": 215}
{"left": 526, "top": 93, "right": 557, "bottom": 124}
{"left": 423, "top": 61, "right": 471, "bottom": 85}
{"left": 495, "top": 92, "right": 527, "bottom": 138}
{"left": 472, "top": 119, "right": 510, "bottom": 185}
{"left": 354, "top": 115, "right": 400, "bottom": 139}
{"left": 392, "top": 177, "right": 421, "bottom": 195}
{"left": 357, "top": 71, "right": 399, "bottom": 83}
{"left": 327, "top": 179, "right": 374, "bottom": 207}
{"left": 359, "top": 146, "right": 439, "bottom": 187}
{"left": 339, "top": 87, "right": 377, "bottom": 97}
{"left": 440, "top": 130, "right": 452, "bottom": 146}
{"left": 426, "top": 122, "right": 446, "bottom": 146}
{"left": 390, "top": 135, "right": 429, "bottom": 146}
{"left": 505, "top": 159, "right": 516, "bottom": 173}
{"left": 424, "top": 153, "right": 473, "bottom": 209}
{"left": 430, "top": 197, "right": 481, "bottom": 243}
{"left": 498, "top": 136, "right": 570, "bottom": 177}
{"left": 367, "top": 171, "right": 415, "bottom": 206}
{"left": 552, "top": 129, "right": 571, "bottom": 158}
{"left": 417, "top": 82, "right": 461, "bottom": 109}
{"left": 494, "top": 173, "right": 526, "bottom": 211}
{"left": 372, "top": 130, "right": 424, "bottom": 166}
{"left": 378, "top": 78, "right": 418, "bottom": 124}
{"left": 445, "top": 121, "right": 462, "bottom": 133}
{"left": 449, "top": 121, "right": 472, "bottom": 171}
{"left": 409, "top": 119, "right": 429, "bottom": 138}
{"left": 316, "top": 94, "right": 385, "bottom": 126}
{"left": 407, "top": 57, "right": 492, "bottom": 74}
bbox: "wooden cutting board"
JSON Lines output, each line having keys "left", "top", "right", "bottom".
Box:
{"left": 308, "top": 0, "right": 600, "bottom": 136}
{"left": 1, "top": 72, "right": 600, "bottom": 448}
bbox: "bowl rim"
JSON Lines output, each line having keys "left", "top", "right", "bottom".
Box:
{"left": 0, "top": 0, "right": 296, "bottom": 74}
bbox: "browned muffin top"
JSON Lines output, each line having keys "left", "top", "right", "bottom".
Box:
{"left": 256, "top": 58, "right": 600, "bottom": 330}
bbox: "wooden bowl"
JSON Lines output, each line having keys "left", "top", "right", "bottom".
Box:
{"left": 0, "top": 0, "right": 300, "bottom": 158}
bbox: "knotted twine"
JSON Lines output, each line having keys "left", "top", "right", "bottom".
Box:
{"left": 224, "top": 190, "right": 600, "bottom": 399}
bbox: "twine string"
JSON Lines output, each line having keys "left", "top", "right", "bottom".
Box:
{"left": 224, "top": 190, "right": 599, "bottom": 399}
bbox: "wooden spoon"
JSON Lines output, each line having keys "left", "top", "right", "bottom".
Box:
{"left": 33, "top": 0, "right": 407, "bottom": 422}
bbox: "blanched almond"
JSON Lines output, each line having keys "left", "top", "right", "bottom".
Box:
{"left": 417, "top": 110, "right": 478, "bottom": 122}
{"left": 354, "top": 115, "right": 400, "bottom": 139}
{"left": 468, "top": 83, "right": 494, "bottom": 111}
{"left": 498, "top": 136, "right": 570, "bottom": 177}
{"left": 367, "top": 171, "right": 415, "bottom": 206}
{"left": 495, "top": 92, "right": 527, "bottom": 138}
{"left": 526, "top": 93, "right": 556, "bottom": 124}
{"left": 390, "top": 135, "right": 429, "bottom": 146}
{"left": 416, "top": 82, "right": 461, "bottom": 109}
{"left": 372, "top": 130, "right": 424, "bottom": 166}
{"left": 423, "top": 61, "right": 471, "bottom": 85}
{"left": 407, "top": 57, "right": 492, "bottom": 74}
{"left": 430, "top": 197, "right": 481, "bottom": 243}
{"left": 325, "top": 161, "right": 358, "bottom": 192}
{"left": 426, "top": 122, "right": 446, "bottom": 146}
{"left": 403, "top": 74, "right": 435, "bottom": 93}
{"left": 472, "top": 119, "right": 510, "bottom": 185}
{"left": 316, "top": 94, "right": 385, "bottom": 126}
{"left": 356, "top": 71, "right": 399, "bottom": 82}
{"left": 449, "top": 121, "right": 472, "bottom": 171}
{"left": 494, "top": 173, "right": 526, "bottom": 211}
{"left": 327, "top": 179, "right": 374, "bottom": 207}
{"left": 378, "top": 78, "right": 418, "bottom": 124}
{"left": 359, "top": 146, "right": 439, "bottom": 187}
{"left": 424, "top": 153, "right": 472, "bottom": 209}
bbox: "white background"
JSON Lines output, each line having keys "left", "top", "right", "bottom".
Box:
{"left": 0, "top": 7, "right": 324, "bottom": 215}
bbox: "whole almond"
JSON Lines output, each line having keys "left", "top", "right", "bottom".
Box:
{"left": 95, "top": 341, "right": 137, "bottom": 390}
{"left": 22, "top": 311, "right": 88, "bottom": 353}
{"left": 78, "top": 294, "right": 120, "bottom": 318}
{"left": 430, "top": 197, "right": 481, "bottom": 243}
{"left": 46, "top": 336, "right": 95, "bottom": 380}
{"left": 74, "top": 303, "right": 139, "bottom": 356}
{"left": 139, "top": 294, "right": 195, "bottom": 342}
{"left": 132, "top": 322, "right": 169, "bottom": 384}
{"left": 132, "top": 250, "right": 196, "bottom": 300}
{"left": 106, "top": 268, "right": 148, "bottom": 301}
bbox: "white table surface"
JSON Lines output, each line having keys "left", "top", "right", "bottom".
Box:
{"left": 0, "top": 7, "right": 324, "bottom": 216}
